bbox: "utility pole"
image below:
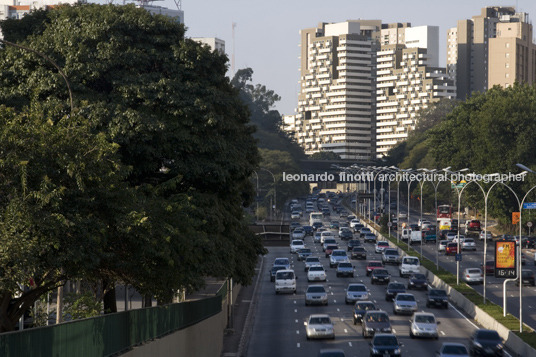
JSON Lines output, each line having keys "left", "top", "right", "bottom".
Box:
{"left": 232, "top": 22, "right": 237, "bottom": 75}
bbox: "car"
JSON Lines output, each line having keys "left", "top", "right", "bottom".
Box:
{"left": 351, "top": 246, "right": 367, "bottom": 260}
{"left": 269, "top": 266, "right": 286, "bottom": 282}
{"left": 304, "top": 314, "right": 335, "bottom": 340}
{"left": 468, "top": 329, "right": 504, "bottom": 356}
{"left": 436, "top": 343, "right": 469, "bottom": 357}
{"left": 329, "top": 249, "right": 349, "bottom": 267}
{"left": 274, "top": 269, "right": 296, "bottom": 294}
{"left": 409, "top": 223, "right": 420, "bottom": 231}
{"left": 375, "top": 241, "right": 390, "bottom": 253}
{"left": 393, "top": 293, "right": 418, "bottom": 315}
{"left": 330, "top": 221, "right": 340, "bottom": 229}
{"left": 304, "top": 256, "right": 321, "bottom": 271}
{"left": 353, "top": 223, "right": 365, "bottom": 233}
{"left": 481, "top": 260, "right": 495, "bottom": 275}
{"left": 321, "top": 232, "right": 336, "bottom": 245}
{"left": 479, "top": 230, "right": 493, "bottom": 240}
{"left": 426, "top": 289, "right": 449, "bottom": 309}
{"left": 446, "top": 232, "right": 457, "bottom": 241}
{"left": 312, "top": 221, "right": 323, "bottom": 231}
{"left": 424, "top": 231, "right": 437, "bottom": 243}
{"left": 439, "top": 229, "right": 456, "bottom": 240}
{"left": 438, "top": 240, "right": 448, "bottom": 252}
{"left": 363, "top": 233, "right": 377, "bottom": 243}
{"left": 313, "top": 231, "right": 322, "bottom": 243}
{"left": 292, "top": 228, "right": 306, "bottom": 239}
{"left": 350, "top": 218, "right": 361, "bottom": 228}
{"left": 290, "top": 239, "right": 305, "bottom": 253}
{"left": 347, "top": 239, "right": 361, "bottom": 251}
{"left": 366, "top": 261, "right": 384, "bottom": 276}
{"left": 516, "top": 269, "right": 535, "bottom": 286}
{"left": 339, "top": 211, "right": 348, "bottom": 218}
{"left": 322, "top": 208, "right": 331, "bottom": 217}
{"left": 371, "top": 268, "right": 390, "bottom": 285}
{"left": 461, "top": 238, "right": 476, "bottom": 250}
{"left": 445, "top": 242, "right": 460, "bottom": 255}
{"left": 325, "top": 245, "right": 338, "bottom": 258}
{"left": 297, "top": 248, "right": 313, "bottom": 261}
{"left": 385, "top": 282, "right": 406, "bottom": 301}
{"left": 369, "top": 333, "right": 402, "bottom": 357}
{"left": 273, "top": 257, "right": 290, "bottom": 270}
{"left": 359, "top": 227, "right": 372, "bottom": 237}
{"left": 318, "top": 349, "right": 345, "bottom": 357}
{"left": 345, "top": 283, "right": 369, "bottom": 303}
{"left": 307, "top": 265, "right": 327, "bottom": 282}
{"left": 451, "top": 234, "right": 466, "bottom": 243}
{"left": 381, "top": 248, "right": 400, "bottom": 265}
{"left": 399, "top": 256, "right": 420, "bottom": 277}
{"left": 418, "top": 219, "right": 431, "bottom": 227}
{"left": 466, "top": 219, "right": 481, "bottom": 232}
{"left": 361, "top": 310, "right": 392, "bottom": 338}
{"left": 522, "top": 253, "right": 527, "bottom": 265}
{"left": 347, "top": 214, "right": 357, "bottom": 221}
{"left": 398, "top": 212, "right": 407, "bottom": 219}
{"left": 305, "top": 285, "right": 328, "bottom": 306}
{"left": 322, "top": 237, "right": 337, "bottom": 250}
{"left": 339, "top": 228, "right": 353, "bottom": 240}
{"left": 410, "top": 312, "right": 439, "bottom": 339}
{"left": 336, "top": 262, "right": 355, "bottom": 277}
{"left": 407, "top": 273, "right": 427, "bottom": 290}
{"left": 290, "top": 221, "right": 301, "bottom": 231}
{"left": 303, "top": 225, "right": 314, "bottom": 236}
{"left": 462, "top": 268, "right": 483, "bottom": 284}
{"left": 353, "top": 301, "right": 377, "bottom": 324}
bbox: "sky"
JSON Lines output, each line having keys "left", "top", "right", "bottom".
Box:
{"left": 159, "top": 0, "right": 536, "bottom": 115}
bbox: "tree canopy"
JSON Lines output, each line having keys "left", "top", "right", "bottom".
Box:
{"left": 0, "top": 4, "right": 262, "bottom": 331}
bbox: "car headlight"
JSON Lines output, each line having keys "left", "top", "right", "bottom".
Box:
{"left": 394, "top": 348, "right": 401, "bottom": 354}
{"left": 474, "top": 342, "right": 482, "bottom": 348}
{"left": 372, "top": 348, "right": 379, "bottom": 354}
{"left": 496, "top": 344, "right": 503, "bottom": 349}
{"left": 366, "top": 327, "right": 374, "bottom": 331}
{"left": 383, "top": 327, "right": 392, "bottom": 332}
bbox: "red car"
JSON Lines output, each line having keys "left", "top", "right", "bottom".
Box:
{"left": 366, "top": 261, "right": 384, "bottom": 276}
{"left": 325, "top": 244, "right": 338, "bottom": 258}
{"left": 481, "top": 261, "right": 494, "bottom": 275}
{"left": 467, "top": 220, "right": 481, "bottom": 232}
{"left": 445, "top": 242, "right": 460, "bottom": 255}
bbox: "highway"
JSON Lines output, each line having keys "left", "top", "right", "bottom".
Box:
{"left": 246, "top": 208, "right": 511, "bottom": 356}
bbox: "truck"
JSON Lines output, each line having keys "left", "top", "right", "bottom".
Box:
{"left": 438, "top": 219, "right": 452, "bottom": 231}
{"left": 409, "top": 231, "right": 422, "bottom": 245}
{"left": 309, "top": 212, "right": 323, "bottom": 226}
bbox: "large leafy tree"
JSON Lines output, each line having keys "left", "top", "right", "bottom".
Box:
{"left": 0, "top": 4, "right": 262, "bottom": 331}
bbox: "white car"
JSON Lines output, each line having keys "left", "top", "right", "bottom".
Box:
{"left": 291, "top": 211, "right": 301, "bottom": 219}
{"left": 329, "top": 249, "right": 349, "bottom": 267}
{"left": 322, "top": 238, "right": 337, "bottom": 251}
{"left": 479, "top": 231, "right": 492, "bottom": 240}
{"left": 452, "top": 234, "right": 466, "bottom": 244}
{"left": 320, "top": 231, "right": 335, "bottom": 244}
{"left": 345, "top": 283, "right": 369, "bottom": 304}
{"left": 418, "top": 219, "right": 431, "bottom": 227}
{"left": 462, "top": 268, "right": 483, "bottom": 284}
{"left": 304, "top": 314, "right": 335, "bottom": 340}
{"left": 304, "top": 257, "right": 321, "bottom": 271}
{"left": 292, "top": 228, "right": 306, "bottom": 239}
{"left": 461, "top": 238, "right": 476, "bottom": 250}
{"left": 350, "top": 218, "right": 361, "bottom": 228}
{"left": 410, "top": 312, "right": 439, "bottom": 339}
{"left": 438, "top": 240, "right": 448, "bottom": 252}
{"left": 446, "top": 232, "right": 457, "bottom": 242}
{"left": 307, "top": 265, "right": 327, "bottom": 282}
{"left": 375, "top": 241, "right": 390, "bottom": 253}
{"left": 290, "top": 239, "right": 305, "bottom": 253}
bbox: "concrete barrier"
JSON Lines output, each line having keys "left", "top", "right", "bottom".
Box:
{"left": 360, "top": 217, "right": 536, "bottom": 357}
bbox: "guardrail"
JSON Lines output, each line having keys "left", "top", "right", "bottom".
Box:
{"left": 249, "top": 224, "right": 290, "bottom": 246}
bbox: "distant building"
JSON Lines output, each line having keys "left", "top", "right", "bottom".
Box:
{"left": 375, "top": 24, "right": 455, "bottom": 158}
{"left": 0, "top": 0, "right": 77, "bottom": 20}
{"left": 193, "top": 37, "right": 225, "bottom": 54}
{"left": 137, "top": 3, "right": 183, "bottom": 24}
{"left": 448, "top": 6, "right": 536, "bottom": 99}
{"left": 288, "top": 20, "right": 382, "bottom": 161}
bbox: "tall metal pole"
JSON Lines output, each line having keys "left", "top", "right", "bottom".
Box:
{"left": 434, "top": 183, "right": 439, "bottom": 270}
{"left": 397, "top": 180, "right": 400, "bottom": 244}
{"left": 420, "top": 181, "right": 424, "bottom": 257}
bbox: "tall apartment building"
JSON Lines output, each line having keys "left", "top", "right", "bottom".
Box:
{"left": 375, "top": 25, "right": 456, "bottom": 158}
{"left": 447, "top": 6, "right": 535, "bottom": 99}
{"left": 288, "top": 20, "right": 381, "bottom": 160}
{"left": 193, "top": 37, "right": 225, "bottom": 54}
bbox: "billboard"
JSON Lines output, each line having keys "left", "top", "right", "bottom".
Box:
{"left": 495, "top": 240, "right": 517, "bottom": 278}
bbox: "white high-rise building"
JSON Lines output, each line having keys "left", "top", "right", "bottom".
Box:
{"left": 193, "top": 37, "right": 225, "bottom": 54}
{"left": 288, "top": 20, "right": 381, "bottom": 160}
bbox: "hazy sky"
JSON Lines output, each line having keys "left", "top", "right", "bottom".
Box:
{"left": 160, "top": 0, "right": 536, "bottom": 115}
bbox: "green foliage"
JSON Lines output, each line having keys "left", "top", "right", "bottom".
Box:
{"left": 0, "top": 4, "right": 262, "bottom": 330}
{"left": 63, "top": 291, "right": 103, "bottom": 320}
{"left": 308, "top": 151, "right": 341, "bottom": 160}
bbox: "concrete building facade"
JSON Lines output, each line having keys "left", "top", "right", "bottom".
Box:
{"left": 193, "top": 37, "right": 225, "bottom": 54}
{"left": 289, "top": 20, "right": 381, "bottom": 160}
{"left": 447, "top": 6, "right": 534, "bottom": 99}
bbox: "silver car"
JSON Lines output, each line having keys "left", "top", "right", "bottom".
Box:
{"left": 305, "top": 285, "right": 328, "bottom": 306}
{"left": 307, "top": 265, "right": 327, "bottom": 282}
{"left": 437, "top": 342, "right": 469, "bottom": 357}
{"left": 345, "top": 283, "right": 369, "bottom": 304}
{"left": 463, "top": 268, "right": 483, "bottom": 284}
{"left": 329, "top": 249, "right": 349, "bottom": 267}
{"left": 304, "top": 314, "right": 335, "bottom": 340}
{"left": 304, "top": 257, "right": 321, "bottom": 271}
{"left": 410, "top": 312, "right": 439, "bottom": 339}
{"left": 393, "top": 293, "right": 418, "bottom": 315}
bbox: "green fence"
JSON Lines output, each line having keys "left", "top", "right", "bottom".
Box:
{"left": 0, "top": 295, "right": 222, "bottom": 357}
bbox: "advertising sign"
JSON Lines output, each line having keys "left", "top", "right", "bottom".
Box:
{"left": 495, "top": 240, "right": 517, "bottom": 279}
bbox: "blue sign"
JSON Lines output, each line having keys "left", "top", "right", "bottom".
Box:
{"left": 523, "top": 202, "right": 536, "bottom": 209}
{"left": 455, "top": 254, "right": 462, "bottom": 262}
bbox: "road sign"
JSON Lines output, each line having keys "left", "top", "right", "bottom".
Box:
{"left": 455, "top": 253, "right": 462, "bottom": 262}
{"left": 528, "top": 222, "right": 533, "bottom": 228}
{"left": 523, "top": 202, "right": 536, "bottom": 209}
{"left": 387, "top": 222, "right": 392, "bottom": 227}
{"left": 495, "top": 240, "right": 517, "bottom": 279}
{"left": 512, "top": 212, "right": 521, "bottom": 225}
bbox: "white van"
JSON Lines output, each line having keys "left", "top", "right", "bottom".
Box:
{"left": 400, "top": 256, "right": 421, "bottom": 277}
{"left": 401, "top": 228, "right": 412, "bottom": 241}
{"left": 275, "top": 269, "right": 296, "bottom": 294}
{"left": 410, "top": 231, "right": 422, "bottom": 245}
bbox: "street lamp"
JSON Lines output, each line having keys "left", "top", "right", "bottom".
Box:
{"left": 260, "top": 168, "right": 276, "bottom": 221}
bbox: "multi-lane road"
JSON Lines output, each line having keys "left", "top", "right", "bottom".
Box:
{"left": 246, "top": 208, "right": 514, "bottom": 356}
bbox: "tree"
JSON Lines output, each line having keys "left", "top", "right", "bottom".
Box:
{"left": 0, "top": 4, "right": 262, "bottom": 330}
{"left": 309, "top": 151, "right": 341, "bottom": 161}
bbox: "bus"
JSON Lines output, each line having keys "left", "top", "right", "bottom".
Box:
{"left": 437, "top": 205, "right": 453, "bottom": 219}
{"left": 309, "top": 212, "right": 323, "bottom": 226}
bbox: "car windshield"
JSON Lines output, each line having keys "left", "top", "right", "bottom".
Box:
{"left": 442, "top": 345, "right": 468, "bottom": 354}
{"left": 354, "top": 247, "right": 365, "bottom": 252}
{"left": 338, "top": 263, "right": 352, "bottom": 268}
{"left": 292, "top": 240, "right": 303, "bottom": 245}
{"left": 388, "top": 283, "right": 405, "bottom": 290}
{"left": 412, "top": 274, "right": 426, "bottom": 280}
{"left": 523, "top": 270, "right": 534, "bottom": 277}
{"left": 348, "top": 285, "right": 366, "bottom": 292}
{"left": 378, "top": 242, "right": 388, "bottom": 246}
{"left": 324, "top": 239, "right": 336, "bottom": 244}
{"left": 467, "top": 269, "right": 481, "bottom": 274}
{"left": 385, "top": 249, "right": 398, "bottom": 255}
{"left": 374, "top": 270, "right": 388, "bottom": 276}
{"left": 464, "top": 239, "right": 474, "bottom": 243}
{"left": 276, "top": 272, "right": 294, "bottom": 279}
{"left": 369, "top": 262, "right": 382, "bottom": 267}
{"left": 429, "top": 289, "right": 446, "bottom": 297}
{"left": 307, "top": 286, "right": 325, "bottom": 293}
{"left": 404, "top": 258, "right": 419, "bottom": 265}
{"left": 294, "top": 228, "right": 304, "bottom": 232}
{"left": 397, "top": 294, "right": 415, "bottom": 301}
{"left": 306, "top": 257, "right": 320, "bottom": 263}
{"left": 310, "top": 317, "right": 331, "bottom": 325}
{"left": 309, "top": 266, "right": 324, "bottom": 272}
{"left": 271, "top": 267, "right": 283, "bottom": 273}
{"left": 367, "top": 313, "right": 388, "bottom": 322}
{"left": 298, "top": 249, "right": 311, "bottom": 254}
{"left": 274, "top": 259, "right": 288, "bottom": 265}
{"left": 373, "top": 335, "right": 398, "bottom": 346}
{"left": 356, "top": 303, "right": 375, "bottom": 310}
{"left": 327, "top": 245, "right": 338, "bottom": 250}
{"left": 476, "top": 330, "right": 500, "bottom": 340}
{"left": 415, "top": 315, "right": 435, "bottom": 323}
{"left": 332, "top": 251, "right": 346, "bottom": 256}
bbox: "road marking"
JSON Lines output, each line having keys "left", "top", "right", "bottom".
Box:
{"left": 334, "top": 300, "right": 337, "bottom": 303}
{"left": 295, "top": 319, "right": 298, "bottom": 323}
{"left": 296, "top": 330, "right": 299, "bottom": 334}
{"left": 348, "top": 342, "right": 353, "bottom": 347}
{"left": 344, "top": 329, "right": 348, "bottom": 333}
{"left": 331, "top": 292, "right": 334, "bottom": 295}
{"left": 294, "top": 300, "right": 296, "bottom": 304}
{"left": 337, "top": 308, "right": 340, "bottom": 312}
{"left": 373, "top": 299, "right": 377, "bottom": 303}
{"left": 297, "top": 343, "right": 300, "bottom": 348}
{"left": 440, "top": 331, "right": 445, "bottom": 336}
{"left": 392, "top": 329, "right": 397, "bottom": 333}
{"left": 295, "top": 309, "right": 298, "bottom": 313}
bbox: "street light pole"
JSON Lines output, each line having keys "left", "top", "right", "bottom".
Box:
{"left": 260, "top": 168, "right": 276, "bottom": 221}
